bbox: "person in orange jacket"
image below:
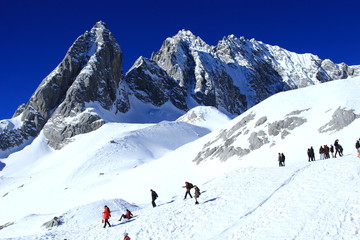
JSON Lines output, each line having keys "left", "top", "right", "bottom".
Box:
{"left": 102, "top": 205, "right": 111, "bottom": 228}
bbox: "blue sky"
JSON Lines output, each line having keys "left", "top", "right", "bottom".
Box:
{"left": 1, "top": 0, "right": 359, "bottom": 119}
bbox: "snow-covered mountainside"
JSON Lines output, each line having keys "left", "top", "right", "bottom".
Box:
{"left": 1, "top": 21, "right": 360, "bottom": 157}
{"left": 0, "top": 76, "right": 359, "bottom": 239}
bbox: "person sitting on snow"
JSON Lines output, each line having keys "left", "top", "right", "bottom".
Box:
{"left": 119, "top": 209, "right": 133, "bottom": 221}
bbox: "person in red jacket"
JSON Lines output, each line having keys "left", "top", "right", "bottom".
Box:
{"left": 123, "top": 232, "right": 131, "bottom": 240}
{"left": 119, "top": 209, "right": 133, "bottom": 221}
{"left": 102, "top": 205, "right": 111, "bottom": 228}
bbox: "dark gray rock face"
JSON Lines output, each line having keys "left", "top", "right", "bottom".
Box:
{"left": 150, "top": 31, "right": 248, "bottom": 115}
{"left": 135, "top": 31, "right": 360, "bottom": 116}
{"left": 124, "top": 57, "right": 187, "bottom": 111}
{"left": 42, "top": 21, "right": 123, "bottom": 149}
{"left": 0, "top": 21, "right": 123, "bottom": 152}
{"left": 1, "top": 26, "right": 360, "bottom": 154}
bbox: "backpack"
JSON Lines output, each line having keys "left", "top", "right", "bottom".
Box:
{"left": 188, "top": 183, "right": 194, "bottom": 189}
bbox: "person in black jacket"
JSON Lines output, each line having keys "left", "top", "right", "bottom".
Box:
{"left": 150, "top": 189, "right": 158, "bottom": 208}
{"left": 334, "top": 139, "right": 343, "bottom": 157}
{"left": 330, "top": 144, "right": 334, "bottom": 158}
{"left": 281, "top": 153, "right": 285, "bottom": 166}
{"left": 278, "top": 153, "right": 285, "bottom": 166}
{"left": 307, "top": 147, "right": 315, "bottom": 162}
{"left": 310, "top": 147, "right": 315, "bottom": 161}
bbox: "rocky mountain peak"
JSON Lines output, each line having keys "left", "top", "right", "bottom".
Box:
{"left": 1, "top": 23, "right": 360, "bottom": 156}
{"left": 92, "top": 20, "right": 108, "bottom": 30}
{"left": 0, "top": 21, "right": 123, "bottom": 153}
{"left": 165, "top": 29, "right": 212, "bottom": 53}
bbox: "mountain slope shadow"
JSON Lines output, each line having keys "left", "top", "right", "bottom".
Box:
{"left": 203, "top": 197, "right": 219, "bottom": 204}
{"left": 0, "top": 161, "right": 5, "bottom": 171}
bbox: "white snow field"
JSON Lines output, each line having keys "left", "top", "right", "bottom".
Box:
{"left": 0, "top": 77, "right": 360, "bottom": 239}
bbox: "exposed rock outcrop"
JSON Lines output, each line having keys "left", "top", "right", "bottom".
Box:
{"left": 318, "top": 107, "right": 360, "bottom": 133}
{"left": 1, "top": 25, "right": 360, "bottom": 154}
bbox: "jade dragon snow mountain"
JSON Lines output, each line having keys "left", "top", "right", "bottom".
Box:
{"left": 0, "top": 21, "right": 359, "bottom": 156}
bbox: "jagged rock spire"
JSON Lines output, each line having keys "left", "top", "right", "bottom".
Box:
{"left": 0, "top": 21, "right": 123, "bottom": 152}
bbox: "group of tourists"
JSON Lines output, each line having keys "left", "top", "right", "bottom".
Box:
{"left": 101, "top": 181, "right": 201, "bottom": 238}
{"left": 307, "top": 138, "right": 360, "bottom": 162}
{"left": 283, "top": 138, "right": 358, "bottom": 166}
{"left": 318, "top": 144, "right": 333, "bottom": 160}
{"left": 308, "top": 139, "right": 344, "bottom": 162}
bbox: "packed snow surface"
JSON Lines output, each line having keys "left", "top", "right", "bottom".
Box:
{"left": 0, "top": 77, "right": 360, "bottom": 239}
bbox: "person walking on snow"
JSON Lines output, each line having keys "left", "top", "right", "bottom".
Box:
{"left": 194, "top": 185, "right": 201, "bottom": 204}
{"left": 319, "top": 146, "right": 325, "bottom": 160}
{"left": 150, "top": 189, "right": 158, "bottom": 207}
{"left": 330, "top": 144, "right": 334, "bottom": 158}
{"left": 183, "top": 181, "right": 193, "bottom": 199}
{"left": 281, "top": 153, "right": 285, "bottom": 166}
{"left": 278, "top": 153, "right": 285, "bottom": 166}
{"left": 278, "top": 153, "right": 282, "bottom": 166}
{"left": 102, "top": 205, "right": 111, "bottom": 228}
{"left": 309, "top": 147, "right": 315, "bottom": 161}
{"left": 334, "top": 139, "right": 343, "bottom": 157}
{"left": 123, "top": 232, "right": 131, "bottom": 240}
{"left": 119, "top": 209, "right": 133, "bottom": 221}
{"left": 307, "top": 148, "right": 312, "bottom": 162}
{"left": 324, "top": 145, "right": 330, "bottom": 159}
{"left": 355, "top": 138, "right": 360, "bottom": 158}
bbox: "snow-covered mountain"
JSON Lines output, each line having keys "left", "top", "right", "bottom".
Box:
{"left": 0, "top": 76, "right": 359, "bottom": 239}
{"left": 0, "top": 21, "right": 123, "bottom": 153}
{"left": 1, "top": 21, "right": 360, "bottom": 157}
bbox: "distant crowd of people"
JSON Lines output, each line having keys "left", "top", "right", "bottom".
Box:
{"left": 307, "top": 139, "right": 344, "bottom": 162}
{"left": 279, "top": 138, "right": 359, "bottom": 167}
{"left": 100, "top": 181, "right": 201, "bottom": 239}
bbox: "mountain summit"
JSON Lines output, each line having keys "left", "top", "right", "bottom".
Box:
{"left": 1, "top": 21, "right": 123, "bottom": 152}
{"left": 0, "top": 22, "right": 359, "bottom": 155}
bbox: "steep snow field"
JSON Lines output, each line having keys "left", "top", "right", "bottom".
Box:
{"left": 0, "top": 77, "right": 360, "bottom": 239}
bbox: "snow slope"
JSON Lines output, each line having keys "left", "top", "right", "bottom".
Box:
{"left": 0, "top": 77, "right": 360, "bottom": 239}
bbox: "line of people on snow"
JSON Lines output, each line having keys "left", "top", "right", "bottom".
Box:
{"left": 101, "top": 181, "right": 201, "bottom": 238}
{"left": 307, "top": 139, "right": 344, "bottom": 162}
{"left": 280, "top": 138, "right": 355, "bottom": 167}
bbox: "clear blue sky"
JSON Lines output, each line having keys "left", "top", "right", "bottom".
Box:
{"left": 1, "top": 0, "right": 359, "bottom": 119}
